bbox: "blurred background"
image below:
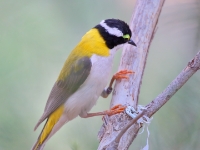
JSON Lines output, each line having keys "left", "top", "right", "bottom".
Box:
{"left": 0, "top": 0, "right": 200, "bottom": 149}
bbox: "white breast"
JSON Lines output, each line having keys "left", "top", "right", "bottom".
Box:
{"left": 64, "top": 49, "right": 117, "bottom": 120}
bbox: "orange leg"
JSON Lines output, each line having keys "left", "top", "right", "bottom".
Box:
{"left": 105, "top": 104, "right": 126, "bottom": 115}
{"left": 82, "top": 104, "right": 126, "bottom": 118}
{"left": 104, "top": 70, "right": 134, "bottom": 115}
{"left": 105, "top": 70, "right": 134, "bottom": 95}
{"left": 83, "top": 70, "right": 134, "bottom": 118}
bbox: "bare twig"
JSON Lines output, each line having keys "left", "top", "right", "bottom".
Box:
{"left": 119, "top": 51, "right": 200, "bottom": 149}
{"left": 115, "top": 110, "right": 146, "bottom": 143}
{"left": 113, "top": 51, "right": 200, "bottom": 150}
{"left": 99, "top": 51, "right": 200, "bottom": 150}
{"left": 97, "top": 111, "right": 145, "bottom": 150}
{"left": 146, "top": 51, "right": 200, "bottom": 117}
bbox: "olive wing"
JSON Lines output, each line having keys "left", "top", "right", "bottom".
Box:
{"left": 34, "top": 57, "right": 92, "bottom": 130}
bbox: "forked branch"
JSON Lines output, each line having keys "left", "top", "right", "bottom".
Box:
{"left": 97, "top": 0, "right": 200, "bottom": 150}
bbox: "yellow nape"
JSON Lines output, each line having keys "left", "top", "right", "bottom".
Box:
{"left": 39, "top": 105, "right": 64, "bottom": 144}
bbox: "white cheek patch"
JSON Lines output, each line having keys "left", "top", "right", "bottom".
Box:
{"left": 100, "top": 20, "right": 123, "bottom": 37}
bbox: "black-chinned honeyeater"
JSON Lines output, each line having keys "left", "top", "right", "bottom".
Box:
{"left": 32, "top": 18, "right": 136, "bottom": 150}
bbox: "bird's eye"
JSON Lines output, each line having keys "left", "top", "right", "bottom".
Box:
{"left": 122, "top": 34, "right": 130, "bottom": 41}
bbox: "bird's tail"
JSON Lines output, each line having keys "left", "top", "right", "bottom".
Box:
{"left": 32, "top": 140, "right": 45, "bottom": 150}
{"left": 31, "top": 120, "right": 48, "bottom": 150}
{"left": 32, "top": 105, "right": 67, "bottom": 150}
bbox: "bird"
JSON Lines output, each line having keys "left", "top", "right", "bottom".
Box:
{"left": 32, "top": 18, "right": 136, "bottom": 150}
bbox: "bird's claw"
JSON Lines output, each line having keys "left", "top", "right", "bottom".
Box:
{"left": 105, "top": 104, "right": 126, "bottom": 116}
{"left": 113, "top": 70, "right": 134, "bottom": 80}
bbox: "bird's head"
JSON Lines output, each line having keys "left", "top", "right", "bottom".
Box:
{"left": 95, "top": 19, "right": 136, "bottom": 49}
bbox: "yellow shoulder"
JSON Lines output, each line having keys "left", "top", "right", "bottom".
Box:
{"left": 57, "top": 28, "right": 110, "bottom": 81}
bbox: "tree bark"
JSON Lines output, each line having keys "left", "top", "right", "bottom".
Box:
{"left": 97, "top": 0, "right": 200, "bottom": 149}
{"left": 98, "top": 0, "right": 165, "bottom": 149}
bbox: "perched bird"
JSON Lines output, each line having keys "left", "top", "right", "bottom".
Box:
{"left": 32, "top": 19, "right": 136, "bottom": 150}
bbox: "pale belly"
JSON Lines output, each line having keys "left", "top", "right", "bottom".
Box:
{"left": 64, "top": 53, "right": 115, "bottom": 120}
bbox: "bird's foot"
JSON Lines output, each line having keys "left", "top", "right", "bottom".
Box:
{"left": 105, "top": 104, "right": 126, "bottom": 116}
{"left": 81, "top": 105, "right": 126, "bottom": 119}
{"left": 113, "top": 70, "right": 134, "bottom": 80}
{"left": 107, "top": 70, "right": 134, "bottom": 91}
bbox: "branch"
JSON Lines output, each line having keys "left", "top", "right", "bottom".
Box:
{"left": 97, "top": 110, "right": 146, "bottom": 150}
{"left": 97, "top": 0, "right": 200, "bottom": 149}
{"left": 111, "top": 51, "right": 200, "bottom": 150}
{"left": 110, "top": 0, "right": 165, "bottom": 110}
{"left": 146, "top": 51, "right": 200, "bottom": 117}
{"left": 98, "top": 0, "right": 165, "bottom": 149}
{"left": 98, "top": 51, "right": 200, "bottom": 150}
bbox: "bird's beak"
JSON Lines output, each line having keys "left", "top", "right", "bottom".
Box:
{"left": 128, "top": 40, "right": 137, "bottom": 47}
